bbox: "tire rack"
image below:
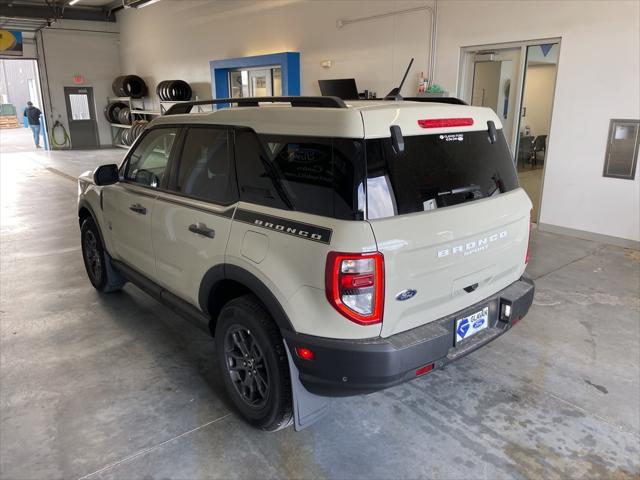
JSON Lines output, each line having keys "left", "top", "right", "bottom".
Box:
{"left": 159, "top": 97, "right": 203, "bottom": 115}
{"left": 107, "top": 96, "right": 160, "bottom": 149}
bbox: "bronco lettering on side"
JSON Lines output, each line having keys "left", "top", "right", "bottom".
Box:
{"left": 234, "top": 209, "right": 333, "bottom": 244}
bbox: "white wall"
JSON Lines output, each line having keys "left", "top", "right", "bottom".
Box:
{"left": 115, "top": 0, "right": 640, "bottom": 244}
{"left": 37, "top": 20, "right": 120, "bottom": 147}
{"left": 434, "top": 0, "right": 640, "bottom": 244}
{"left": 117, "top": 0, "right": 434, "bottom": 110}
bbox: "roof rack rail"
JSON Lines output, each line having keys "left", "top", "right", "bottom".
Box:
{"left": 402, "top": 96, "right": 468, "bottom": 105}
{"left": 165, "top": 96, "right": 347, "bottom": 115}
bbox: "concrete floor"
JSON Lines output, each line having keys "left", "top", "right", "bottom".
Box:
{"left": 1, "top": 127, "right": 639, "bottom": 479}
{"left": 518, "top": 167, "right": 543, "bottom": 223}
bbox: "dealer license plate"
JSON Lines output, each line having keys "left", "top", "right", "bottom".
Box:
{"left": 455, "top": 306, "right": 489, "bottom": 344}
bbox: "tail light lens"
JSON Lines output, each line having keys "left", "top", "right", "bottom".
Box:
{"left": 418, "top": 118, "right": 474, "bottom": 128}
{"left": 416, "top": 363, "right": 434, "bottom": 376}
{"left": 295, "top": 347, "right": 315, "bottom": 361}
{"left": 325, "top": 252, "right": 384, "bottom": 325}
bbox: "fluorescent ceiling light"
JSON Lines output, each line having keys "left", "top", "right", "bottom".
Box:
{"left": 68, "top": 0, "right": 81, "bottom": 5}
{"left": 128, "top": 0, "right": 163, "bottom": 8}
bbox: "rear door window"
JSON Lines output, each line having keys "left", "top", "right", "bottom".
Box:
{"left": 365, "top": 130, "right": 519, "bottom": 219}
{"left": 234, "top": 129, "right": 365, "bottom": 220}
{"left": 174, "top": 127, "right": 237, "bottom": 205}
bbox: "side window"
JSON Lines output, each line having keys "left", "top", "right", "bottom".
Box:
{"left": 125, "top": 128, "right": 178, "bottom": 188}
{"left": 234, "top": 129, "right": 364, "bottom": 220}
{"left": 174, "top": 127, "right": 236, "bottom": 204}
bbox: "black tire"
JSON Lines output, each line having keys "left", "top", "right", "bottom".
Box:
{"left": 112, "top": 75, "right": 148, "bottom": 99}
{"left": 156, "top": 80, "right": 192, "bottom": 101}
{"left": 81, "top": 217, "right": 125, "bottom": 293}
{"left": 131, "top": 120, "right": 148, "bottom": 142}
{"left": 117, "top": 107, "right": 131, "bottom": 126}
{"left": 215, "top": 295, "right": 293, "bottom": 431}
{"left": 104, "top": 102, "right": 127, "bottom": 124}
{"left": 121, "top": 127, "right": 131, "bottom": 146}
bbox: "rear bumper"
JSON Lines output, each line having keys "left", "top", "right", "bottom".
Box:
{"left": 283, "top": 276, "right": 534, "bottom": 397}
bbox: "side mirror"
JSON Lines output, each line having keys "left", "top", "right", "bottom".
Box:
{"left": 93, "top": 164, "right": 119, "bottom": 186}
{"left": 390, "top": 125, "right": 405, "bottom": 154}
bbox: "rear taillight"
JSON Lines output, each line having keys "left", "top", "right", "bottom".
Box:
{"left": 416, "top": 363, "right": 434, "bottom": 376}
{"left": 295, "top": 347, "right": 315, "bottom": 361}
{"left": 418, "top": 118, "right": 474, "bottom": 128}
{"left": 325, "top": 252, "right": 384, "bottom": 325}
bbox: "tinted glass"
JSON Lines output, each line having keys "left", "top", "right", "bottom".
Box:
{"left": 125, "top": 128, "right": 178, "bottom": 188}
{"left": 175, "top": 127, "right": 236, "bottom": 204}
{"left": 235, "top": 130, "right": 365, "bottom": 220}
{"left": 366, "top": 130, "right": 518, "bottom": 219}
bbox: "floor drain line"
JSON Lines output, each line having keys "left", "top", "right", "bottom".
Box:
{"left": 44, "top": 166, "right": 78, "bottom": 183}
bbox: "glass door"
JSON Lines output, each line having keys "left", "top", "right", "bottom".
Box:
{"left": 515, "top": 43, "right": 559, "bottom": 222}
{"left": 229, "top": 70, "right": 249, "bottom": 98}
{"left": 468, "top": 48, "right": 523, "bottom": 152}
{"left": 228, "top": 66, "right": 282, "bottom": 98}
{"left": 459, "top": 40, "right": 560, "bottom": 223}
{"left": 249, "top": 69, "right": 272, "bottom": 97}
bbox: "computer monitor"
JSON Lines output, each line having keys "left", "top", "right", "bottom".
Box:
{"left": 318, "top": 79, "right": 359, "bottom": 100}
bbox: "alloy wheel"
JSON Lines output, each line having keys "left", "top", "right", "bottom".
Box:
{"left": 224, "top": 326, "right": 270, "bottom": 408}
{"left": 84, "top": 230, "right": 102, "bottom": 282}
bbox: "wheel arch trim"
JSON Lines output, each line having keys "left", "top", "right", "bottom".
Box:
{"left": 78, "top": 199, "right": 109, "bottom": 254}
{"left": 199, "top": 264, "right": 295, "bottom": 333}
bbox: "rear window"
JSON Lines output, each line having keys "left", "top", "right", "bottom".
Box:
{"left": 365, "top": 130, "right": 518, "bottom": 219}
{"left": 235, "top": 129, "right": 365, "bottom": 220}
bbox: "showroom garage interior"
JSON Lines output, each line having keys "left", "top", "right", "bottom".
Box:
{"left": 0, "top": 0, "right": 638, "bottom": 478}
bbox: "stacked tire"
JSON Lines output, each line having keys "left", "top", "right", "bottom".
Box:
{"left": 112, "top": 75, "right": 148, "bottom": 98}
{"left": 104, "top": 102, "right": 129, "bottom": 125}
{"left": 130, "top": 120, "right": 148, "bottom": 142}
{"left": 118, "top": 107, "right": 131, "bottom": 126}
{"left": 156, "top": 80, "right": 192, "bottom": 101}
{"left": 119, "top": 120, "right": 148, "bottom": 146}
{"left": 120, "top": 127, "right": 132, "bottom": 146}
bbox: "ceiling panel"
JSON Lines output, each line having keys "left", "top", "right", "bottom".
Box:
{"left": 0, "top": 15, "right": 49, "bottom": 31}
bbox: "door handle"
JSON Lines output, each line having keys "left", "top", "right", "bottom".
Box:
{"left": 129, "top": 203, "right": 147, "bottom": 215}
{"left": 189, "top": 222, "right": 215, "bottom": 239}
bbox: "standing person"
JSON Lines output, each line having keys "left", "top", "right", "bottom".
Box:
{"left": 23, "top": 101, "right": 42, "bottom": 148}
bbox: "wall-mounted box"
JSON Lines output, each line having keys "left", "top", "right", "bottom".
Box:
{"left": 603, "top": 119, "right": 639, "bottom": 180}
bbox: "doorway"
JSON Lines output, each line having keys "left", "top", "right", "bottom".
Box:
{"left": 470, "top": 49, "right": 521, "bottom": 150}
{"left": 210, "top": 52, "right": 300, "bottom": 103}
{"left": 229, "top": 66, "right": 282, "bottom": 98}
{"left": 63, "top": 86, "right": 99, "bottom": 149}
{"left": 459, "top": 40, "right": 560, "bottom": 222}
{"left": 0, "top": 58, "right": 48, "bottom": 152}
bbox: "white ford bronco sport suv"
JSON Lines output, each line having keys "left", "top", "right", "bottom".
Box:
{"left": 78, "top": 95, "right": 534, "bottom": 431}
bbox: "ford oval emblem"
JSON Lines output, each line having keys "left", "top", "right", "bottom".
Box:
{"left": 395, "top": 289, "right": 417, "bottom": 301}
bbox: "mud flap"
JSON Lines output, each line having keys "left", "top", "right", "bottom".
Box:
{"left": 284, "top": 340, "right": 330, "bottom": 431}
{"left": 104, "top": 251, "right": 127, "bottom": 290}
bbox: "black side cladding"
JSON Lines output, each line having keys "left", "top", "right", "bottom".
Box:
{"left": 233, "top": 209, "right": 333, "bottom": 244}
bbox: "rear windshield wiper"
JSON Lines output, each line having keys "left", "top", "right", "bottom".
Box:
{"left": 437, "top": 184, "right": 483, "bottom": 198}
{"left": 489, "top": 173, "right": 505, "bottom": 196}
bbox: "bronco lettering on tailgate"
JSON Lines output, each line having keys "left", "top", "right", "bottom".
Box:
{"left": 437, "top": 230, "right": 508, "bottom": 258}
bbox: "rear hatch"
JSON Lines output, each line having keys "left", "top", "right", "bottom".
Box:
{"left": 361, "top": 106, "right": 531, "bottom": 337}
